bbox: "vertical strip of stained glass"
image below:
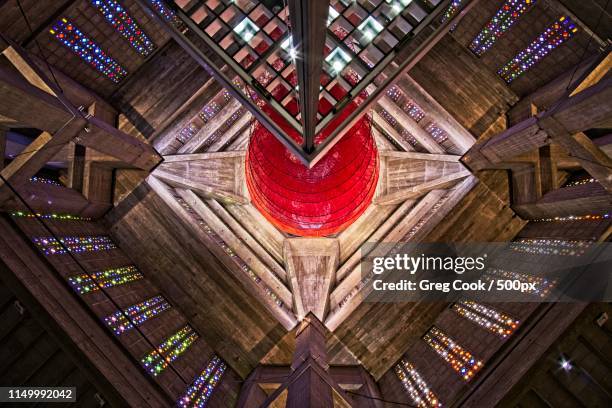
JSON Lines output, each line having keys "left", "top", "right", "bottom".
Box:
{"left": 394, "top": 359, "right": 441, "bottom": 407}
{"left": 178, "top": 355, "right": 227, "bottom": 407}
{"left": 91, "top": 0, "right": 156, "bottom": 56}
{"left": 30, "top": 176, "right": 63, "bottom": 186}
{"left": 452, "top": 300, "right": 519, "bottom": 338}
{"left": 10, "top": 211, "right": 90, "bottom": 221}
{"left": 424, "top": 326, "right": 483, "bottom": 380}
{"left": 146, "top": 0, "right": 183, "bottom": 27}
{"left": 510, "top": 238, "right": 591, "bottom": 256}
{"left": 68, "top": 265, "right": 143, "bottom": 294}
{"left": 104, "top": 295, "right": 170, "bottom": 335}
{"left": 469, "top": 0, "right": 536, "bottom": 56}
{"left": 142, "top": 325, "right": 199, "bottom": 375}
{"left": 49, "top": 18, "right": 127, "bottom": 83}
{"left": 440, "top": 0, "right": 464, "bottom": 24}
{"left": 484, "top": 268, "right": 556, "bottom": 298}
{"left": 33, "top": 235, "right": 117, "bottom": 255}
{"left": 498, "top": 16, "right": 578, "bottom": 83}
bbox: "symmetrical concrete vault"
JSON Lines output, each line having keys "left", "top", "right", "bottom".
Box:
{"left": 2, "top": 0, "right": 612, "bottom": 406}
{"left": 150, "top": 74, "right": 477, "bottom": 332}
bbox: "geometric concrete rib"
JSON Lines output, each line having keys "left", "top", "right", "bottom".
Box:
{"left": 284, "top": 237, "right": 338, "bottom": 321}
{"left": 378, "top": 95, "right": 445, "bottom": 154}
{"left": 398, "top": 74, "right": 476, "bottom": 153}
{"left": 375, "top": 151, "right": 469, "bottom": 205}
{"left": 153, "top": 152, "right": 248, "bottom": 205}
{"left": 146, "top": 175, "right": 297, "bottom": 330}
{"left": 178, "top": 99, "right": 243, "bottom": 154}
{"left": 375, "top": 170, "right": 471, "bottom": 205}
{"left": 179, "top": 189, "right": 292, "bottom": 305}
{"left": 287, "top": 0, "right": 330, "bottom": 153}
{"left": 326, "top": 189, "right": 448, "bottom": 332}
{"left": 207, "top": 198, "right": 287, "bottom": 281}
{"left": 325, "top": 176, "right": 478, "bottom": 332}
{"left": 206, "top": 111, "right": 252, "bottom": 153}
{"left": 372, "top": 110, "right": 416, "bottom": 152}
{"left": 336, "top": 199, "right": 418, "bottom": 283}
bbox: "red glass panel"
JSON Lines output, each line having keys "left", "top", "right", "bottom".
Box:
{"left": 246, "top": 113, "right": 378, "bottom": 237}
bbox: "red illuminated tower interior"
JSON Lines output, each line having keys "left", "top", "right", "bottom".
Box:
{"left": 246, "top": 115, "right": 379, "bottom": 237}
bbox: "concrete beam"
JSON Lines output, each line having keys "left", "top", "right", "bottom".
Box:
{"left": 287, "top": 0, "right": 330, "bottom": 152}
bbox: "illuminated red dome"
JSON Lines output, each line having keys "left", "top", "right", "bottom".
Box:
{"left": 246, "top": 116, "right": 379, "bottom": 237}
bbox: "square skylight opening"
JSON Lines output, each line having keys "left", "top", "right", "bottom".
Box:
{"left": 358, "top": 16, "right": 384, "bottom": 43}
{"left": 383, "top": 0, "right": 412, "bottom": 18}
{"left": 233, "top": 17, "right": 260, "bottom": 42}
{"left": 385, "top": 0, "right": 413, "bottom": 6}
{"left": 325, "top": 47, "right": 352, "bottom": 75}
{"left": 328, "top": 6, "right": 339, "bottom": 25}
{"left": 281, "top": 35, "right": 292, "bottom": 50}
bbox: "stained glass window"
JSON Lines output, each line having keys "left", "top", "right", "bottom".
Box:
{"left": 33, "top": 235, "right": 117, "bottom": 255}
{"left": 498, "top": 16, "right": 578, "bottom": 83}
{"left": 142, "top": 325, "right": 199, "bottom": 376}
{"left": 49, "top": 18, "right": 128, "bottom": 83}
{"left": 564, "top": 177, "right": 596, "bottom": 187}
{"left": 104, "top": 295, "right": 171, "bottom": 335}
{"left": 383, "top": 84, "right": 457, "bottom": 151}
{"left": 176, "top": 90, "right": 232, "bottom": 145}
{"left": 146, "top": 0, "right": 184, "bottom": 28}
{"left": 469, "top": 0, "right": 536, "bottom": 56}
{"left": 530, "top": 213, "right": 610, "bottom": 222}
{"left": 440, "top": 0, "right": 463, "bottom": 24}
{"left": 452, "top": 300, "right": 519, "bottom": 338}
{"left": 179, "top": 355, "right": 227, "bottom": 407}
{"left": 68, "top": 266, "right": 143, "bottom": 294}
{"left": 10, "top": 211, "right": 91, "bottom": 221}
{"left": 484, "top": 268, "right": 556, "bottom": 298}
{"left": 200, "top": 106, "right": 248, "bottom": 150}
{"left": 377, "top": 107, "right": 424, "bottom": 151}
{"left": 147, "top": 0, "right": 176, "bottom": 20}
{"left": 386, "top": 85, "right": 425, "bottom": 121}
{"left": 424, "top": 326, "right": 483, "bottom": 380}
{"left": 395, "top": 359, "right": 441, "bottom": 408}
{"left": 510, "top": 238, "right": 592, "bottom": 256}
{"left": 424, "top": 122, "right": 449, "bottom": 144}
{"left": 172, "top": 191, "right": 286, "bottom": 308}
{"left": 30, "top": 176, "right": 63, "bottom": 186}
{"left": 91, "top": 0, "right": 156, "bottom": 56}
